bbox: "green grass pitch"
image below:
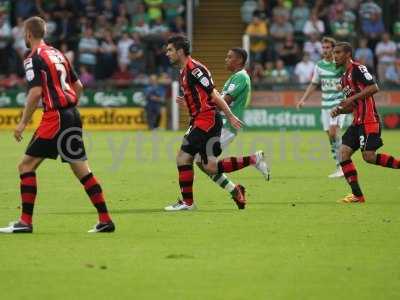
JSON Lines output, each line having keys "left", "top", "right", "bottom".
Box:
{"left": 0, "top": 130, "right": 399, "bottom": 300}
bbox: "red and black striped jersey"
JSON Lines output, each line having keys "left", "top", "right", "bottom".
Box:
{"left": 341, "top": 61, "right": 380, "bottom": 126}
{"left": 24, "top": 43, "right": 79, "bottom": 112}
{"left": 180, "top": 56, "right": 216, "bottom": 131}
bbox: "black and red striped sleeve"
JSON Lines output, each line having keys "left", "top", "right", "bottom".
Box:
{"left": 190, "top": 66, "right": 215, "bottom": 94}
{"left": 24, "top": 54, "right": 43, "bottom": 90}
{"left": 353, "top": 64, "right": 375, "bottom": 86}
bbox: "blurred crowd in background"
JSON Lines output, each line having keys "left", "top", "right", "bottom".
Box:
{"left": 0, "top": 0, "right": 184, "bottom": 90}
{"left": 242, "top": 0, "right": 400, "bottom": 86}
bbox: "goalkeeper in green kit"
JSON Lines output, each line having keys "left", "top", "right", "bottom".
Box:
{"left": 178, "top": 47, "right": 270, "bottom": 208}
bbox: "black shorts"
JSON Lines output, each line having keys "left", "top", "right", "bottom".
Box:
{"left": 342, "top": 124, "right": 383, "bottom": 152}
{"left": 26, "top": 107, "right": 87, "bottom": 162}
{"left": 181, "top": 114, "right": 222, "bottom": 163}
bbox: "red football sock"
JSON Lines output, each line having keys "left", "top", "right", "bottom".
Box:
{"left": 20, "top": 172, "right": 37, "bottom": 225}
{"left": 376, "top": 153, "right": 400, "bottom": 169}
{"left": 80, "top": 173, "right": 112, "bottom": 223}
{"left": 340, "top": 160, "right": 364, "bottom": 200}
{"left": 178, "top": 165, "right": 194, "bottom": 205}
{"left": 217, "top": 155, "right": 256, "bottom": 173}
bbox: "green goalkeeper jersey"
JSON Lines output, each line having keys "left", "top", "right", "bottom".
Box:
{"left": 221, "top": 69, "right": 251, "bottom": 133}
{"left": 311, "top": 59, "right": 344, "bottom": 109}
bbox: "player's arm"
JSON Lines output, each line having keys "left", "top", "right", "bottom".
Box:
{"left": 15, "top": 55, "right": 43, "bottom": 142}
{"left": 297, "top": 66, "right": 319, "bottom": 109}
{"left": 297, "top": 82, "right": 318, "bottom": 109}
{"left": 223, "top": 94, "right": 234, "bottom": 105}
{"left": 340, "top": 65, "right": 378, "bottom": 110}
{"left": 211, "top": 89, "right": 243, "bottom": 130}
{"left": 14, "top": 87, "right": 42, "bottom": 142}
{"left": 72, "top": 79, "right": 84, "bottom": 98}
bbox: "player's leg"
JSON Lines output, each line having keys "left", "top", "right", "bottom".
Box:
{"left": 327, "top": 124, "right": 344, "bottom": 178}
{"left": 164, "top": 149, "right": 195, "bottom": 211}
{"left": 338, "top": 125, "right": 365, "bottom": 203}
{"left": 69, "top": 160, "right": 115, "bottom": 232}
{"left": 165, "top": 124, "right": 197, "bottom": 211}
{"left": 196, "top": 129, "right": 238, "bottom": 197}
{"left": 0, "top": 155, "right": 44, "bottom": 233}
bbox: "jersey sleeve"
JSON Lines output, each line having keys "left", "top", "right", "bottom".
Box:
{"left": 225, "top": 74, "right": 246, "bottom": 100}
{"left": 190, "top": 66, "right": 215, "bottom": 94}
{"left": 24, "top": 55, "right": 42, "bottom": 90}
{"left": 311, "top": 65, "right": 320, "bottom": 84}
{"left": 353, "top": 64, "right": 375, "bottom": 86}
{"left": 65, "top": 56, "right": 79, "bottom": 83}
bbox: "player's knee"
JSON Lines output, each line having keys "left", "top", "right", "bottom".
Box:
{"left": 340, "top": 148, "right": 351, "bottom": 161}
{"left": 362, "top": 152, "right": 376, "bottom": 164}
{"left": 17, "top": 161, "right": 32, "bottom": 174}
{"left": 202, "top": 163, "right": 217, "bottom": 175}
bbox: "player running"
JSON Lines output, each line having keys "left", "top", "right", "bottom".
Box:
{"left": 297, "top": 37, "right": 345, "bottom": 178}
{"left": 331, "top": 42, "right": 400, "bottom": 203}
{"left": 164, "top": 35, "right": 267, "bottom": 211}
{"left": 0, "top": 16, "right": 115, "bottom": 233}
{"left": 192, "top": 48, "right": 269, "bottom": 202}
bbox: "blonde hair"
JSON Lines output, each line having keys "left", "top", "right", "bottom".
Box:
{"left": 24, "top": 16, "right": 46, "bottom": 39}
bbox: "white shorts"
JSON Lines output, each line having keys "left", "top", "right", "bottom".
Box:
{"left": 220, "top": 127, "right": 236, "bottom": 150}
{"left": 321, "top": 109, "right": 346, "bottom": 131}
{"left": 194, "top": 127, "right": 236, "bottom": 162}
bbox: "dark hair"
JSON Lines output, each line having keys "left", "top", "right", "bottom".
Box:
{"left": 230, "top": 47, "right": 248, "bottom": 66}
{"left": 335, "top": 42, "right": 353, "bottom": 55}
{"left": 24, "top": 16, "right": 46, "bottom": 39}
{"left": 167, "top": 34, "right": 191, "bottom": 55}
{"left": 321, "top": 36, "right": 336, "bottom": 47}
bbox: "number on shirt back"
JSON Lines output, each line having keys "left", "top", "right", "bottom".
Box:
{"left": 48, "top": 50, "right": 71, "bottom": 92}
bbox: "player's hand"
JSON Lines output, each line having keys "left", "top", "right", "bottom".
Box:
{"left": 14, "top": 122, "right": 26, "bottom": 142}
{"left": 296, "top": 99, "right": 305, "bottom": 110}
{"left": 227, "top": 114, "right": 245, "bottom": 130}
{"left": 330, "top": 106, "right": 342, "bottom": 118}
{"left": 176, "top": 96, "right": 186, "bottom": 107}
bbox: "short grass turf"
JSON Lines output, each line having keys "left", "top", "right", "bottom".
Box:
{"left": 0, "top": 130, "right": 399, "bottom": 300}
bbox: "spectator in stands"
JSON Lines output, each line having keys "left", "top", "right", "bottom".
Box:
{"left": 145, "top": 74, "right": 165, "bottom": 130}
{"left": 262, "top": 61, "right": 274, "bottom": 84}
{"left": 113, "top": 15, "right": 130, "bottom": 38}
{"left": 60, "top": 42, "right": 75, "bottom": 66}
{"left": 117, "top": 31, "right": 134, "bottom": 68}
{"left": 83, "top": 0, "right": 99, "bottom": 24}
{"left": 145, "top": 0, "right": 163, "bottom": 22}
{"left": 375, "top": 33, "right": 397, "bottom": 82}
{"left": 271, "top": 59, "right": 290, "bottom": 84}
{"left": 98, "top": 29, "right": 118, "bottom": 79}
{"left": 101, "top": 0, "right": 117, "bottom": 23}
{"left": 278, "top": 33, "right": 300, "bottom": 71}
{"left": 251, "top": 62, "right": 264, "bottom": 84}
{"left": 294, "top": 52, "right": 315, "bottom": 84}
{"left": 13, "top": 0, "right": 37, "bottom": 20}
{"left": 245, "top": 11, "right": 268, "bottom": 65}
{"left": 384, "top": 58, "right": 400, "bottom": 85}
{"left": 79, "top": 65, "right": 95, "bottom": 89}
{"left": 359, "top": 0, "right": 382, "bottom": 20}
{"left": 291, "top": 0, "right": 310, "bottom": 36}
{"left": 0, "top": 8, "right": 11, "bottom": 75}
{"left": 132, "top": 15, "right": 150, "bottom": 37}
{"left": 131, "top": 2, "right": 150, "bottom": 26}
{"left": 164, "top": 0, "right": 185, "bottom": 22}
{"left": 360, "top": 0, "right": 384, "bottom": 50}
{"left": 355, "top": 37, "right": 374, "bottom": 71}
{"left": 94, "top": 14, "right": 112, "bottom": 40}
{"left": 241, "top": 0, "right": 258, "bottom": 23}
{"left": 330, "top": 6, "right": 355, "bottom": 42}
{"left": 303, "top": 11, "right": 325, "bottom": 38}
{"left": 169, "top": 15, "right": 185, "bottom": 34}
{"left": 303, "top": 33, "right": 322, "bottom": 62}
{"left": 78, "top": 27, "right": 98, "bottom": 74}
{"left": 110, "top": 63, "right": 134, "bottom": 89}
{"left": 129, "top": 32, "right": 145, "bottom": 76}
{"left": 270, "top": 14, "right": 294, "bottom": 53}
{"left": 272, "top": 0, "right": 291, "bottom": 21}
{"left": 11, "top": 17, "right": 26, "bottom": 76}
